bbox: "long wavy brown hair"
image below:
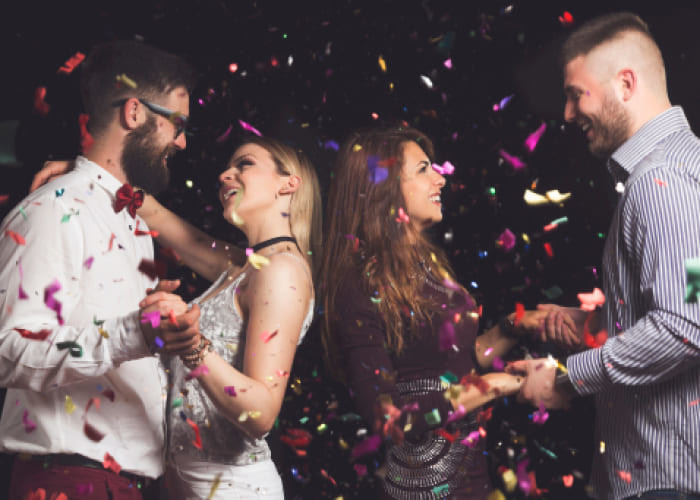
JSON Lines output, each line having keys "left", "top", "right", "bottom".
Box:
{"left": 320, "top": 126, "right": 456, "bottom": 369}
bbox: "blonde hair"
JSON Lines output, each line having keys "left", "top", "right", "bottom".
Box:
{"left": 238, "top": 136, "right": 322, "bottom": 276}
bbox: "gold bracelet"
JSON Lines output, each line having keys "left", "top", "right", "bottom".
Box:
{"left": 180, "top": 337, "right": 213, "bottom": 369}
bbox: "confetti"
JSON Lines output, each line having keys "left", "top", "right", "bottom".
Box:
{"left": 64, "top": 395, "right": 76, "bottom": 414}
{"left": 684, "top": 258, "right": 700, "bottom": 303}
{"left": 562, "top": 474, "right": 574, "bottom": 487}
{"left": 185, "top": 365, "right": 210, "bottom": 381}
{"left": 395, "top": 207, "right": 410, "bottom": 224}
{"left": 224, "top": 386, "right": 237, "bottom": 396}
{"left": 22, "top": 410, "right": 36, "bottom": 433}
{"left": 558, "top": 11, "right": 575, "bottom": 26}
{"left": 367, "top": 155, "right": 388, "bottom": 184}
{"left": 377, "top": 54, "right": 387, "bottom": 72}
{"left": 115, "top": 73, "right": 137, "bottom": 88}
{"left": 432, "top": 484, "right": 450, "bottom": 496}
{"left": 4, "top": 229, "right": 25, "bottom": 245}
{"left": 44, "top": 279, "right": 64, "bottom": 325}
{"left": 261, "top": 329, "right": 279, "bottom": 343}
{"left": 431, "top": 161, "right": 455, "bottom": 176}
{"left": 186, "top": 418, "right": 203, "bottom": 449}
{"left": 102, "top": 452, "right": 121, "bottom": 474}
{"left": 33, "top": 86, "right": 50, "bottom": 116}
{"left": 495, "top": 228, "right": 516, "bottom": 252}
{"left": 207, "top": 473, "right": 222, "bottom": 500}
{"left": 84, "top": 421, "right": 105, "bottom": 442}
{"left": 154, "top": 336, "right": 164, "bottom": 348}
{"left": 578, "top": 287, "right": 605, "bottom": 311}
{"left": 424, "top": 408, "right": 441, "bottom": 426}
{"left": 17, "top": 258, "right": 29, "bottom": 300}
{"left": 140, "top": 310, "right": 161, "bottom": 328}
{"left": 57, "top": 51, "right": 85, "bottom": 74}
{"left": 531, "top": 402, "right": 549, "bottom": 424}
{"left": 350, "top": 434, "right": 382, "bottom": 459}
{"left": 499, "top": 149, "right": 527, "bottom": 170}
{"left": 138, "top": 258, "right": 167, "bottom": 280}
{"left": 616, "top": 469, "right": 632, "bottom": 483}
{"left": 83, "top": 256, "right": 94, "bottom": 269}
{"left": 493, "top": 94, "right": 514, "bottom": 112}
{"left": 523, "top": 122, "right": 547, "bottom": 153}
{"left": 14, "top": 328, "right": 51, "bottom": 340}
{"left": 238, "top": 119, "right": 262, "bottom": 136}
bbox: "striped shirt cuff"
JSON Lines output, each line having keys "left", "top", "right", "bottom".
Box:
{"left": 566, "top": 347, "right": 610, "bottom": 396}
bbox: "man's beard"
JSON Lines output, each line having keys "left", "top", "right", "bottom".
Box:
{"left": 121, "top": 116, "right": 173, "bottom": 194}
{"left": 588, "top": 92, "right": 630, "bottom": 159}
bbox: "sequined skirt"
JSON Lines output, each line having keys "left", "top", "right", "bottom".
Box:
{"left": 383, "top": 377, "right": 488, "bottom": 500}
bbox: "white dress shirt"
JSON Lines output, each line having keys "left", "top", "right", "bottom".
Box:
{"left": 0, "top": 156, "right": 167, "bottom": 479}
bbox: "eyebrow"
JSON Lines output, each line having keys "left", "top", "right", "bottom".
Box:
{"left": 416, "top": 160, "right": 430, "bottom": 169}
{"left": 564, "top": 85, "right": 582, "bottom": 96}
{"left": 231, "top": 153, "right": 255, "bottom": 164}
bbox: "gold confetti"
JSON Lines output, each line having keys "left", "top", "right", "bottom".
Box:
{"left": 64, "top": 395, "right": 76, "bottom": 414}
{"left": 352, "top": 144, "right": 362, "bottom": 152}
{"left": 248, "top": 253, "right": 270, "bottom": 270}
{"left": 98, "top": 327, "right": 109, "bottom": 339}
{"left": 378, "top": 55, "right": 387, "bottom": 73}
{"left": 206, "top": 472, "right": 222, "bottom": 500}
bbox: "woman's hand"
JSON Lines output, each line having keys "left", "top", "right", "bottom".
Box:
{"left": 482, "top": 372, "right": 524, "bottom": 396}
{"left": 139, "top": 279, "right": 189, "bottom": 318}
{"left": 535, "top": 304, "right": 593, "bottom": 350}
{"left": 30, "top": 161, "right": 73, "bottom": 192}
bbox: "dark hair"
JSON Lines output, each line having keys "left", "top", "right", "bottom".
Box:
{"left": 80, "top": 40, "right": 198, "bottom": 137}
{"left": 560, "top": 12, "right": 655, "bottom": 68}
{"left": 320, "top": 125, "right": 456, "bottom": 364}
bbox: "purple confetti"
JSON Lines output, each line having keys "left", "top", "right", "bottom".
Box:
{"left": 367, "top": 155, "right": 388, "bottom": 184}
{"left": 496, "top": 228, "right": 516, "bottom": 252}
{"left": 523, "top": 122, "right": 547, "bottom": 154}
{"left": 22, "top": 410, "right": 36, "bottom": 433}
{"left": 44, "top": 279, "right": 64, "bottom": 325}
{"left": 351, "top": 434, "right": 382, "bottom": 459}
{"left": 83, "top": 256, "right": 94, "bottom": 269}
{"left": 154, "top": 336, "right": 164, "bottom": 348}
{"left": 224, "top": 386, "right": 237, "bottom": 396}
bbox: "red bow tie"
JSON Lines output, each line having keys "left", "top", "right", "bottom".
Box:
{"left": 114, "top": 183, "right": 144, "bottom": 218}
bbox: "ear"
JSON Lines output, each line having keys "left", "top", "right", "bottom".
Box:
{"left": 279, "top": 175, "right": 301, "bottom": 195}
{"left": 120, "top": 97, "right": 147, "bottom": 131}
{"left": 617, "top": 68, "right": 637, "bottom": 102}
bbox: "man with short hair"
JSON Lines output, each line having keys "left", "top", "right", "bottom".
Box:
{"left": 0, "top": 40, "right": 200, "bottom": 499}
{"left": 510, "top": 12, "right": 700, "bottom": 500}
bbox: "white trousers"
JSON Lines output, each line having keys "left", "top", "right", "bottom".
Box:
{"left": 165, "top": 456, "right": 284, "bottom": 499}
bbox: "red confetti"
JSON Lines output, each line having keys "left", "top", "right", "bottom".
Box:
{"left": 14, "top": 328, "right": 51, "bottom": 341}
{"left": 514, "top": 302, "right": 525, "bottom": 325}
{"left": 0, "top": 194, "right": 9, "bottom": 205}
{"left": 138, "top": 258, "right": 167, "bottom": 280}
{"left": 168, "top": 309, "right": 178, "bottom": 326}
{"left": 134, "top": 220, "right": 159, "bottom": 237}
{"left": 460, "top": 373, "right": 490, "bottom": 394}
{"left": 653, "top": 178, "right": 667, "bottom": 187}
{"left": 543, "top": 242, "right": 554, "bottom": 258}
{"left": 57, "top": 51, "right": 85, "bottom": 74}
{"left": 102, "top": 452, "right": 121, "bottom": 474}
{"left": 563, "top": 474, "right": 574, "bottom": 487}
{"left": 78, "top": 113, "right": 94, "bottom": 153}
{"left": 616, "top": 470, "right": 632, "bottom": 483}
{"left": 33, "top": 86, "right": 50, "bottom": 116}
{"left": 106, "top": 233, "right": 116, "bottom": 252}
{"left": 83, "top": 421, "right": 105, "bottom": 442}
{"left": 5, "top": 230, "right": 26, "bottom": 245}
{"left": 558, "top": 11, "right": 575, "bottom": 26}
{"left": 395, "top": 207, "right": 410, "bottom": 224}
{"left": 186, "top": 417, "right": 203, "bottom": 449}
{"left": 261, "top": 329, "right": 279, "bottom": 343}
{"left": 434, "top": 428, "right": 457, "bottom": 442}
{"left": 689, "top": 399, "right": 699, "bottom": 406}
{"left": 320, "top": 468, "right": 338, "bottom": 486}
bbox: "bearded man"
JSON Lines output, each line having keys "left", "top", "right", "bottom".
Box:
{"left": 0, "top": 40, "right": 201, "bottom": 499}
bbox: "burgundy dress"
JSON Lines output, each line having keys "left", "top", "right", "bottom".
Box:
{"left": 332, "top": 270, "right": 492, "bottom": 499}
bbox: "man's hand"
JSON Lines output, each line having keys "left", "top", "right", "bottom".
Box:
{"left": 30, "top": 160, "right": 73, "bottom": 192}
{"left": 506, "top": 358, "right": 572, "bottom": 410}
{"left": 536, "top": 304, "right": 593, "bottom": 350}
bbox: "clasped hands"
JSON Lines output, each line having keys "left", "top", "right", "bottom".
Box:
{"left": 138, "top": 279, "right": 201, "bottom": 354}
{"left": 504, "top": 304, "right": 592, "bottom": 410}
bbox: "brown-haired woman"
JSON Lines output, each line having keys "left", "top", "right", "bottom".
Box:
{"left": 320, "top": 126, "right": 548, "bottom": 499}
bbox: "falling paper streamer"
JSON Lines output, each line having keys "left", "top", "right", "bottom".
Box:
{"left": 57, "top": 51, "right": 85, "bottom": 74}
{"left": 185, "top": 365, "right": 210, "bottom": 381}
{"left": 578, "top": 287, "right": 605, "bottom": 311}
{"left": 238, "top": 119, "right": 262, "bottom": 136}
{"left": 544, "top": 216, "right": 569, "bottom": 232}
{"left": 523, "top": 122, "right": 547, "bottom": 154}
{"left": 499, "top": 149, "right": 527, "bottom": 170}
{"left": 216, "top": 124, "right": 233, "bottom": 143}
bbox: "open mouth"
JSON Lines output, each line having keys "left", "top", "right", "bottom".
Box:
{"left": 430, "top": 193, "right": 441, "bottom": 204}
{"left": 223, "top": 188, "right": 239, "bottom": 201}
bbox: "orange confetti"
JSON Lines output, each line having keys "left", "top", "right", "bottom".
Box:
{"left": 102, "top": 452, "right": 122, "bottom": 474}
{"left": 5, "top": 230, "right": 26, "bottom": 245}
{"left": 57, "top": 51, "right": 85, "bottom": 74}
{"left": 616, "top": 470, "right": 631, "bottom": 483}
{"left": 186, "top": 417, "right": 203, "bottom": 449}
{"left": 514, "top": 303, "right": 525, "bottom": 325}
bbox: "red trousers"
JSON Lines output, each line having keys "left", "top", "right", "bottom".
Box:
{"left": 8, "top": 457, "right": 150, "bottom": 500}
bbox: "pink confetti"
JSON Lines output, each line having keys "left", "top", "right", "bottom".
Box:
{"left": 617, "top": 470, "right": 632, "bottom": 483}
{"left": 431, "top": 161, "right": 455, "bottom": 176}
{"left": 499, "top": 149, "right": 527, "bottom": 170}
{"left": 578, "top": 287, "right": 605, "bottom": 311}
{"left": 276, "top": 369, "right": 290, "bottom": 377}
{"left": 517, "top": 458, "right": 532, "bottom": 495}
{"left": 103, "top": 453, "right": 121, "bottom": 474}
{"left": 17, "top": 258, "right": 28, "bottom": 300}
{"left": 261, "top": 329, "right": 279, "bottom": 343}
{"left": 690, "top": 399, "right": 700, "bottom": 406}
{"left": 460, "top": 430, "right": 481, "bottom": 448}
{"left": 443, "top": 58, "right": 452, "bottom": 69}
{"left": 351, "top": 434, "right": 382, "bottom": 459}
{"left": 492, "top": 356, "right": 505, "bottom": 371}
{"left": 224, "top": 386, "right": 237, "bottom": 396}
{"left": 484, "top": 347, "right": 493, "bottom": 357}
{"left": 395, "top": 207, "right": 410, "bottom": 224}
{"left": 238, "top": 119, "right": 262, "bottom": 136}
{"left": 447, "top": 404, "right": 466, "bottom": 424}
{"left": 653, "top": 178, "right": 667, "bottom": 187}
{"left": 523, "top": 122, "right": 547, "bottom": 154}
{"left": 83, "top": 256, "right": 94, "bottom": 269}
{"left": 400, "top": 402, "right": 419, "bottom": 412}
{"left": 185, "top": 364, "right": 210, "bottom": 381}
{"left": 493, "top": 94, "right": 514, "bottom": 112}
{"left": 353, "top": 463, "right": 368, "bottom": 477}
{"left": 44, "top": 279, "right": 64, "bottom": 325}
{"left": 140, "top": 310, "right": 161, "bottom": 328}
{"left": 532, "top": 402, "right": 549, "bottom": 424}
{"left": 496, "top": 228, "right": 516, "bottom": 252}
{"left": 22, "top": 410, "right": 36, "bottom": 433}
{"left": 216, "top": 124, "right": 233, "bottom": 143}
{"left": 245, "top": 247, "right": 254, "bottom": 257}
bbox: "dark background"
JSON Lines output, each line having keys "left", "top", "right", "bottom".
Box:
{"left": 1, "top": 0, "right": 698, "bottom": 498}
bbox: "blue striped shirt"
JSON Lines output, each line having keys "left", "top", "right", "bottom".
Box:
{"left": 567, "top": 106, "right": 700, "bottom": 499}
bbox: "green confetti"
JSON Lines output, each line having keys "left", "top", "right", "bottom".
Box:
{"left": 370, "top": 297, "right": 382, "bottom": 304}
{"left": 684, "top": 258, "right": 700, "bottom": 303}
{"left": 424, "top": 408, "right": 441, "bottom": 426}
{"left": 19, "top": 207, "right": 28, "bottom": 220}
{"left": 339, "top": 413, "right": 362, "bottom": 422}
{"left": 432, "top": 484, "right": 450, "bottom": 496}
{"left": 171, "top": 397, "right": 183, "bottom": 408}
{"left": 439, "top": 371, "right": 458, "bottom": 384}
{"left": 93, "top": 316, "right": 105, "bottom": 326}
{"left": 299, "top": 416, "right": 309, "bottom": 424}
{"left": 550, "top": 216, "right": 569, "bottom": 226}
{"left": 316, "top": 423, "right": 327, "bottom": 434}
{"left": 541, "top": 285, "right": 564, "bottom": 300}
{"left": 56, "top": 341, "right": 83, "bottom": 358}
{"left": 533, "top": 439, "right": 558, "bottom": 460}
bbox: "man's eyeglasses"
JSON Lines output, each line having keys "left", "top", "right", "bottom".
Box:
{"left": 113, "top": 98, "right": 188, "bottom": 139}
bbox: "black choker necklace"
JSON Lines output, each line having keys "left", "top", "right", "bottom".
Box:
{"left": 251, "top": 236, "right": 297, "bottom": 253}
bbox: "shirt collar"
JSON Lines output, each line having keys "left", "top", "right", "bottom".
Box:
{"left": 74, "top": 155, "right": 125, "bottom": 199}
{"left": 607, "top": 106, "right": 690, "bottom": 177}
